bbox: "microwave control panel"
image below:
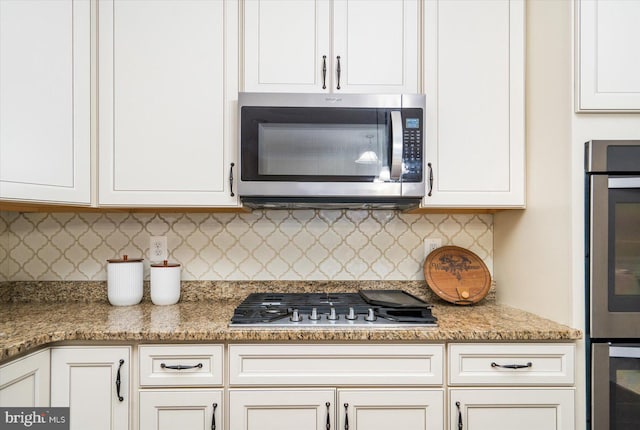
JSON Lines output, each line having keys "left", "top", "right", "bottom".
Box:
{"left": 402, "top": 110, "right": 423, "bottom": 182}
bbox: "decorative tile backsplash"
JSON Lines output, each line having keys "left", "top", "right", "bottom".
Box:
{"left": 0, "top": 210, "right": 492, "bottom": 282}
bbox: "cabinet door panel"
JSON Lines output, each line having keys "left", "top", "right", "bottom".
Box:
{"left": 229, "top": 390, "right": 334, "bottom": 430}
{"left": 339, "top": 389, "right": 444, "bottom": 430}
{"left": 99, "top": 0, "right": 238, "bottom": 206}
{"left": 51, "top": 347, "right": 130, "bottom": 430}
{"left": 579, "top": 0, "right": 640, "bottom": 110}
{"left": 333, "top": 0, "right": 418, "bottom": 93}
{"left": 450, "top": 389, "right": 574, "bottom": 430}
{"left": 139, "top": 390, "right": 222, "bottom": 430}
{"left": 0, "top": 350, "right": 50, "bottom": 407}
{"left": 244, "top": 0, "right": 330, "bottom": 92}
{"left": 0, "top": 0, "right": 90, "bottom": 204}
{"left": 424, "top": 0, "right": 524, "bottom": 207}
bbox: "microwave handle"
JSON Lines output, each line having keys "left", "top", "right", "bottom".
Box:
{"left": 390, "top": 111, "right": 403, "bottom": 180}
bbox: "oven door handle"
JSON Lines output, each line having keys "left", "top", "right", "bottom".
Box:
{"left": 608, "top": 177, "right": 640, "bottom": 189}
{"left": 390, "top": 111, "right": 403, "bottom": 180}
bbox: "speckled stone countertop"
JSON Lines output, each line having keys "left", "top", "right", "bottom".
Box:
{"left": 0, "top": 281, "right": 582, "bottom": 362}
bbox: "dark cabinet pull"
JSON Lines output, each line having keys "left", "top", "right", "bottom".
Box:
{"left": 229, "top": 162, "right": 235, "bottom": 197}
{"left": 211, "top": 402, "right": 217, "bottom": 430}
{"left": 427, "top": 162, "right": 434, "bottom": 196}
{"left": 116, "top": 359, "right": 124, "bottom": 402}
{"left": 343, "top": 403, "right": 349, "bottom": 430}
{"left": 325, "top": 402, "right": 331, "bottom": 430}
{"left": 491, "top": 361, "right": 533, "bottom": 369}
{"left": 322, "top": 55, "right": 327, "bottom": 89}
{"left": 160, "top": 363, "right": 203, "bottom": 370}
{"left": 336, "top": 56, "right": 341, "bottom": 90}
{"left": 456, "top": 401, "right": 463, "bottom": 430}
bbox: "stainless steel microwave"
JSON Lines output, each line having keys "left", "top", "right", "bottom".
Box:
{"left": 238, "top": 93, "right": 426, "bottom": 209}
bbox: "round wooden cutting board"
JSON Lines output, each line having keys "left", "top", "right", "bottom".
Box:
{"left": 423, "top": 246, "right": 491, "bottom": 305}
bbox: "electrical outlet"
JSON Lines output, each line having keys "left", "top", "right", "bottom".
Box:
{"left": 149, "top": 236, "right": 168, "bottom": 262}
{"left": 424, "top": 238, "right": 442, "bottom": 259}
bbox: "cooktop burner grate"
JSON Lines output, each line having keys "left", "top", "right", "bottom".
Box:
{"left": 229, "top": 291, "right": 437, "bottom": 327}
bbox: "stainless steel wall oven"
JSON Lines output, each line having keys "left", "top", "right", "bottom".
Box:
{"left": 586, "top": 140, "right": 640, "bottom": 430}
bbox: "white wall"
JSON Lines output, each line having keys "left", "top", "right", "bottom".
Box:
{"left": 494, "top": 0, "right": 573, "bottom": 325}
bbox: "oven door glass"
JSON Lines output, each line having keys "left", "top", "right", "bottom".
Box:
{"left": 610, "top": 346, "right": 640, "bottom": 430}
{"left": 241, "top": 107, "right": 421, "bottom": 182}
{"left": 608, "top": 181, "right": 640, "bottom": 312}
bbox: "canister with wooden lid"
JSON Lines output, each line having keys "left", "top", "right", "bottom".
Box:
{"left": 106, "top": 255, "right": 144, "bottom": 306}
{"left": 150, "top": 260, "right": 181, "bottom": 305}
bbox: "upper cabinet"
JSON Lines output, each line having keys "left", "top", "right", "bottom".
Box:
{"left": 243, "top": 0, "right": 419, "bottom": 94}
{"left": 0, "top": 0, "right": 90, "bottom": 205}
{"left": 423, "top": 0, "right": 525, "bottom": 208}
{"left": 98, "top": 0, "right": 239, "bottom": 207}
{"left": 578, "top": 0, "right": 640, "bottom": 111}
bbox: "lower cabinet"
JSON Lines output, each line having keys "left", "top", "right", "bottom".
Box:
{"left": 51, "top": 346, "right": 131, "bottom": 430}
{"left": 229, "top": 390, "right": 335, "bottom": 430}
{"left": 0, "top": 349, "right": 50, "bottom": 407}
{"left": 228, "top": 344, "right": 446, "bottom": 430}
{"left": 447, "top": 343, "right": 576, "bottom": 430}
{"left": 338, "top": 389, "right": 444, "bottom": 430}
{"left": 229, "top": 389, "right": 444, "bottom": 430}
{"left": 0, "top": 341, "right": 576, "bottom": 430}
{"left": 449, "top": 389, "right": 575, "bottom": 430}
{"left": 139, "top": 390, "right": 222, "bottom": 430}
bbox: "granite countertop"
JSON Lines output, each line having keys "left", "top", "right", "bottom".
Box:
{"left": 0, "top": 281, "right": 582, "bottom": 362}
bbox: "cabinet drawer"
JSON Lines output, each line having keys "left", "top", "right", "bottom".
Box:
{"left": 448, "top": 343, "right": 575, "bottom": 386}
{"left": 139, "top": 345, "right": 223, "bottom": 387}
{"left": 229, "top": 344, "right": 443, "bottom": 386}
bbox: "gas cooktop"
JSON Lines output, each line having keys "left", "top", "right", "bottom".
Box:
{"left": 229, "top": 290, "right": 437, "bottom": 327}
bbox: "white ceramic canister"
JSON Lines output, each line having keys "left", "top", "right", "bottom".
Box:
{"left": 106, "top": 255, "right": 144, "bottom": 306}
{"left": 150, "top": 260, "right": 181, "bottom": 305}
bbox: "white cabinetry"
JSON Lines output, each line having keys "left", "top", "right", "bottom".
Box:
{"left": 229, "top": 389, "right": 334, "bottom": 430}
{"left": 578, "top": 0, "right": 640, "bottom": 111}
{"left": 0, "top": 0, "right": 90, "bottom": 205}
{"left": 98, "top": 0, "right": 239, "bottom": 207}
{"left": 243, "top": 0, "right": 419, "bottom": 94}
{"left": 0, "top": 349, "right": 50, "bottom": 407}
{"left": 138, "top": 345, "right": 224, "bottom": 430}
{"left": 450, "top": 389, "right": 574, "bottom": 430}
{"left": 339, "top": 389, "right": 443, "bottom": 430}
{"left": 51, "top": 346, "right": 130, "bottom": 430}
{"left": 423, "top": 0, "right": 525, "bottom": 208}
{"left": 228, "top": 344, "right": 445, "bottom": 430}
{"left": 139, "top": 390, "right": 222, "bottom": 430}
{"left": 448, "top": 343, "right": 575, "bottom": 430}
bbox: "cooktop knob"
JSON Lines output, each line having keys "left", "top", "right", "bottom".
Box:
{"left": 290, "top": 309, "right": 302, "bottom": 322}
{"left": 309, "top": 307, "right": 320, "bottom": 321}
{"left": 364, "top": 308, "right": 377, "bottom": 322}
{"left": 327, "top": 307, "right": 338, "bottom": 320}
{"left": 346, "top": 307, "right": 357, "bottom": 320}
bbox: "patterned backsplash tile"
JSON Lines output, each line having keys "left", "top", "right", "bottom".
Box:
{"left": 0, "top": 210, "right": 492, "bottom": 281}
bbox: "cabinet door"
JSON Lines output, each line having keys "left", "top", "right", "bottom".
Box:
{"left": 243, "top": 0, "right": 330, "bottom": 93}
{"left": 578, "top": 0, "right": 640, "bottom": 111}
{"left": 333, "top": 0, "right": 419, "bottom": 94}
{"left": 449, "top": 389, "right": 574, "bottom": 430}
{"left": 0, "top": 349, "right": 50, "bottom": 407}
{"left": 0, "top": 0, "right": 90, "bottom": 204}
{"left": 51, "top": 347, "right": 130, "bottom": 430}
{"left": 338, "top": 389, "right": 444, "bottom": 430}
{"left": 98, "top": 0, "right": 239, "bottom": 207}
{"left": 139, "top": 390, "right": 222, "bottom": 430}
{"left": 424, "top": 0, "right": 525, "bottom": 208}
{"left": 229, "top": 389, "right": 334, "bottom": 430}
